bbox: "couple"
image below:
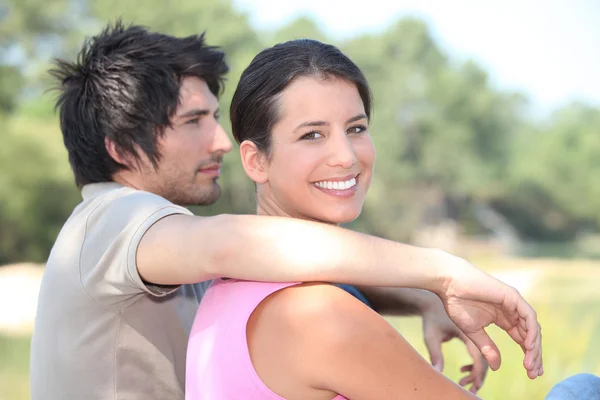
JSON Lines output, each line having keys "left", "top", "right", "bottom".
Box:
{"left": 30, "top": 22, "right": 545, "bottom": 399}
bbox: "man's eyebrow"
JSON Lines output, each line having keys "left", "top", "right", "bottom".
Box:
{"left": 176, "top": 108, "right": 220, "bottom": 119}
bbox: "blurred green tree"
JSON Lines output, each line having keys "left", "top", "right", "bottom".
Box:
{"left": 0, "top": 0, "right": 598, "bottom": 263}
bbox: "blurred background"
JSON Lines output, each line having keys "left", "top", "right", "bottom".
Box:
{"left": 1, "top": 0, "right": 599, "bottom": 398}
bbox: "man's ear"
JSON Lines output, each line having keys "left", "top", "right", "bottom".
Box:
{"left": 105, "top": 137, "right": 130, "bottom": 166}
{"left": 105, "top": 137, "right": 144, "bottom": 171}
{"left": 239, "top": 140, "right": 269, "bottom": 184}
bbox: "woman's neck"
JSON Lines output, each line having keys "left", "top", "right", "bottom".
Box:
{"left": 256, "top": 200, "right": 292, "bottom": 219}
{"left": 255, "top": 198, "right": 339, "bottom": 227}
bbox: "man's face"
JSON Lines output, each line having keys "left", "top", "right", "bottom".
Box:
{"left": 140, "top": 77, "right": 232, "bottom": 205}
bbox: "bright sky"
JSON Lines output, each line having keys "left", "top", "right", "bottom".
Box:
{"left": 233, "top": 0, "right": 600, "bottom": 116}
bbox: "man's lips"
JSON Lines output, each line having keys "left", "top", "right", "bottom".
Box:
{"left": 198, "top": 164, "right": 222, "bottom": 176}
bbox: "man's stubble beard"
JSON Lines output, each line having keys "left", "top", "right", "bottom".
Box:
{"left": 150, "top": 165, "right": 222, "bottom": 206}
{"left": 166, "top": 178, "right": 222, "bottom": 207}
{"left": 150, "top": 158, "right": 224, "bottom": 206}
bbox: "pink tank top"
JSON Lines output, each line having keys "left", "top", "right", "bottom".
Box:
{"left": 186, "top": 278, "right": 347, "bottom": 400}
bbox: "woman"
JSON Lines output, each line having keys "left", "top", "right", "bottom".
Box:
{"left": 186, "top": 39, "right": 496, "bottom": 399}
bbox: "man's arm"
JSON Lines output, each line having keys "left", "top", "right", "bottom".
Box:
{"left": 137, "top": 213, "right": 447, "bottom": 291}
{"left": 137, "top": 213, "right": 543, "bottom": 379}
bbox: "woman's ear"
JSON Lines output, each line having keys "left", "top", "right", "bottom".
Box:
{"left": 239, "top": 140, "right": 269, "bottom": 184}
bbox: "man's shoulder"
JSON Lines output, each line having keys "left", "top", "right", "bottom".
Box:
{"left": 56, "top": 183, "right": 192, "bottom": 261}
{"left": 84, "top": 182, "right": 175, "bottom": 208}
{"left": 80, "top": 183, "right": 192, "bottom": 223}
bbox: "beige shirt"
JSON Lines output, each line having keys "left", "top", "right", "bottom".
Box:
{"left": 30, "top": 182, "right": 210, "bottom": 399}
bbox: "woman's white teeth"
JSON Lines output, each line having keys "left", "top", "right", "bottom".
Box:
{"left": 314, "top": 177, "right": 357, "bottom": 190}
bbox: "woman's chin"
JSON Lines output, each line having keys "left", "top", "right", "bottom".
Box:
{"left": 312, "top": 211, "right": 362, "bottom": 225}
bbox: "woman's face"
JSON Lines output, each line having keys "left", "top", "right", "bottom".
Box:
{"left": 252, "top": 76, "right": 376, "bottom": 224}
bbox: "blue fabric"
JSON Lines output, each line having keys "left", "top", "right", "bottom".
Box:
{"left": 546, "top": 373, "right": 600, "bottom": 400}
{"left": 334, "top": 284, "right": 372, "bottom": 309}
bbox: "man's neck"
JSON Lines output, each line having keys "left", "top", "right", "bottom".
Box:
{"left": 111, "top": 172, "right": 144, "bottom": 191}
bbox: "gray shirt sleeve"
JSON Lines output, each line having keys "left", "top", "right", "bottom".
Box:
{"left": 79, "top": 190, "right": 193, "bottom": 306}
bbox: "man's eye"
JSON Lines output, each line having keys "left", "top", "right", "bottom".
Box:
{"left": 186, "top": 118, "right": 200, "bottom": 125}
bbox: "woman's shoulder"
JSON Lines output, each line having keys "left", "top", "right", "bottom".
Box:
{"left": 270, "top": 282, "right": 371, "bottom": 314}
{"left": 249, "top": 283, "right": 479, "bottom": 399}
{"left": 247, "top": 282, "right": 383, "bottom": 399}
{"left": 251, "top": 282, "right": 385, "bottom": 345}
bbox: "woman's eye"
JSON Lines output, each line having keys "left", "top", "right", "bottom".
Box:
{"left": 300, "top": 131, "right": 324, "bottom": 141}
{"left": 348, "top": 125, "right": 367, "bottom": 134}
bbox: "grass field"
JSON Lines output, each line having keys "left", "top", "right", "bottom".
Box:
{"left": 1, "top": 257, "right": 599, "bottom": 399}
{"left": 0, "top": 334, "right": 30, "bottom": 400}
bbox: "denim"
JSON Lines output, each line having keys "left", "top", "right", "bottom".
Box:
{"left": 546, "top": 374, "right": 600, "bottom": 400}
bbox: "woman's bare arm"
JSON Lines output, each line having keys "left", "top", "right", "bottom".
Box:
{"left": 247, "top": 283, "right": 480, "bottom": 400}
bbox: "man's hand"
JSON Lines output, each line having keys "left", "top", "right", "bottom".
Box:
{"left": 422, "top": 304, "right": 488, "bottom": 394}
{"left": 438, "top": 254, "right": 544, "bottom": 380}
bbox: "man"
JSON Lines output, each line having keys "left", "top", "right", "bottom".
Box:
{"left": 30, "top": 21, "right": 542, "bottom": 399}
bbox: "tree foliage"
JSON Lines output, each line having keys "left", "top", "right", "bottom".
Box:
{"left": 0, "top": 0, "right": 597, "bottom": 263}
